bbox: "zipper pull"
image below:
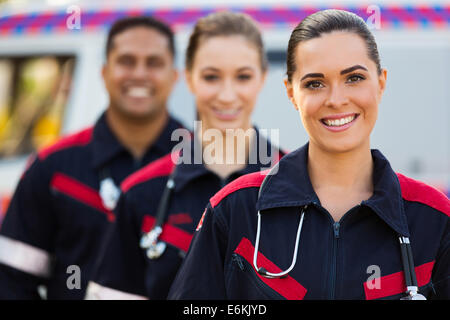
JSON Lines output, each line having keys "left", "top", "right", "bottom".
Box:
{"left": 232, "top": 253, "right": 245, "bottom": 271}
{"left": 334, "top": 222, "right": 340, "bottom": 239}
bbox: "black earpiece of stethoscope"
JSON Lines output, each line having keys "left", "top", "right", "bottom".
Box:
{"left": 140, "top": 167, "right": 177, "bottom": 259}
{"left": 252, "top": 163, "right": 426, "bottom": 300}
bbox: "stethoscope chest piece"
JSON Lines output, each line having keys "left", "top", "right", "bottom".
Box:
{"left": 99, "top": 177, "right": 121, "bottom": 210}
{"left": 146, "top": 241, "right": 167, "bottom": 259}
{"left": 411, "top": 294, "right": 427, "bottom": 300}
{"left": 400, "top": 286, "right": 427, "bottom": 300}
{"left": 140, "top": 226, "right": 166, "bottom": 259}
{"left": 401, "top": 293, "right": 427, "bottom": 300}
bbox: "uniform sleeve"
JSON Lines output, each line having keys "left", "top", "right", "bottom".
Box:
{"left": 431, "top": 218, "right": 450, "bottom": 299}
{"left": 85, "top": 191, "right": 148, "bottom": 300}
{"left": 168, "top": 203, "right": 228, "bottom": 299}
{"left": 0, "top": 156, "right": 56, "bottom": 299}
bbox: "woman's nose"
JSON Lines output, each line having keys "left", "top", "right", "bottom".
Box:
{"left": 324, "top": 84, "right": 350, "bottom": 108}
{"left": 217, "top": 79, "right": 238, "bottom": 104}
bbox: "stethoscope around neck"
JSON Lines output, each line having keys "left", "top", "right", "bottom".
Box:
{"left": 139, "top": 165, "right": 178, "bottom": 259}
{"left": 252, "top": 163, "right": 426, "bottom": 300}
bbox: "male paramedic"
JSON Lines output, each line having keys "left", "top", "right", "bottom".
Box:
{"left": 0, "top": 16, "right": 183, "bottom": 299}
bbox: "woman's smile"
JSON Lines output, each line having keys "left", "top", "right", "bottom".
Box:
{"left": 211, "top": 106, "right": 243, "bottom": 121}
{"left": 320, "top": 112, "right": 360, "bottom": 132}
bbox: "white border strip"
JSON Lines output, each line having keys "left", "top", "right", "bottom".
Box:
{"left": 0, "top": 235, "right": 52, "bottom": 278}
{"left": 85, "top": 281, "right": 148, "bottom": 300}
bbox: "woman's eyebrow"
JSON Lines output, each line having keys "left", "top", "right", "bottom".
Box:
{"left": 300, "top": 73, "right": 324, "bottom": 81}
{"left": 300, "top": 65, "right": 368, "bottom": 81}
{"left": 340, "top": 65, "right": 368, "bottom": 75}
{"left": 201, "top": 67, "right": 220, "bottom": 72}
{"left": 237, "top": 66, "right": 254, "bottom": 72}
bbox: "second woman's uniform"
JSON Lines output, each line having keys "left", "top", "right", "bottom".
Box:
{"left": 86, "top": 129, "right": 284, "bottom": 299}
{"left": 168, "top": 143, "right": 450, "bottom": 300}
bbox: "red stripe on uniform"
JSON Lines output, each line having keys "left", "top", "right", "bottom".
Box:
{"left": 50, "top": 172, "right": 114, "bottom": 222}
{"left": 364, "top": 260, "right": 435, "bottom": 300}
{"left": 141, "top": 215, "right": 193, "bottom": 253}
{"left": 38, "top": 127, "right": 93, "bottom": 160}
{"left": 121, "top": 153, "right": 176, "bottom": 193}
{"left": 209, "top": 149, "right": 285, "bottom": 208}
{"left": 397, "top": 173, "right": 450, "bottom": 217}
{"left": 234, "top": 237, "right": 307, "bottom": 300}
{"left": 167, "top": 213, "right": 193, "bottom": 225}
{"left": 210, "top": 170, "right": 269, "bottom": 208}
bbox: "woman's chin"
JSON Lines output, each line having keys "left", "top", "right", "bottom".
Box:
{"left": 312, "top": 137, "right": 369, "bottom": 155}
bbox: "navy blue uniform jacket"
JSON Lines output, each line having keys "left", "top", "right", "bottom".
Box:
{"left": 88, "top": 130, "right": 285, "bottom": 299}
{"left": 168, "top": 143, "right": 450, "bottom": 300}
{"left": 0, "top": 113, "right": 183, "bottom": 299}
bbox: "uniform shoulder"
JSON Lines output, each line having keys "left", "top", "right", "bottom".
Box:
{"left": 210, "top": 169, "right": 270, "bottom": 208}
{"left": 121, "top": 153, "right": 175, "bottom": 193}
{"left": 396, "top": 172, "right": 450, "bottom": 217}
{"left": 37, "top": 126, "right": 94, "bottom": 161}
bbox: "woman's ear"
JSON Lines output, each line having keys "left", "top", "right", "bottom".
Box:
{"left": 377, "top": 68, "right": 387, "bottom": 101}
{"left": 172, "top": 68, "right": 179, "bottom": 84}
{"left": 101, "top": 64, "right": 107, "bottom": 82}
{"left": 284, "top": 78, "right": 299, "bottom": 110}
{"left": 259, "top": 70, "right": 268, "bottom": 91}
{"left": 184, "top": 69, "right": 194, "bottom": 93}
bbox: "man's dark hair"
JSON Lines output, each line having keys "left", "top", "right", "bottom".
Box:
{"left": 105, "top": 16, "right": 175, "bottom": 58}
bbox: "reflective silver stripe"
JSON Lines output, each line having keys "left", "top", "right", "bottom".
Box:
{"left": 0, "top": 235, "right": 52, "bottom": 278}
{"left": 85, "top": 281, "right": 148, "bottom": 300}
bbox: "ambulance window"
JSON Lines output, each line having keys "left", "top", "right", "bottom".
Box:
{"left": 0, "top": 55, "right": 75, "bottom": 159}
{"left": 266, "top": 50, "right": 286, "bottom": 66}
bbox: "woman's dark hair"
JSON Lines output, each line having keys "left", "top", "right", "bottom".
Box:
{"left": 185, "top": 11, "right": 268, "bottom": 72}
{"left": 286, "top": 9, "right": 381, "bottom": 82}
{"left": 105, "top": 16, "right": 175, "bottom": 58}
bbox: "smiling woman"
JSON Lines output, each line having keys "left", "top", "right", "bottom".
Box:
{"left": 168, "top": 9, "right": 450, "bottom": 300}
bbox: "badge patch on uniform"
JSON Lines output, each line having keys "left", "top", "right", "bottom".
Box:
{"left": 196, "top": 208, "right": 207, "bottom": 232}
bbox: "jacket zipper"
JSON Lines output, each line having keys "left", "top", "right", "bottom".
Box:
{"left": 329, "top": 221, "right": 340, "bottom": 299}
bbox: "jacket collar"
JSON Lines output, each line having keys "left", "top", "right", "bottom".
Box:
{"left": 256, "top": 142, "right": 410, "bottom": 236}
{"left": 91, "top": 112, "right": 124, "bottom": 169}
{"left": 91, "top": 111, "right": 183, "bottom": 170}
{"left": 173, "top": 127, "right": 282, "bottom": 192}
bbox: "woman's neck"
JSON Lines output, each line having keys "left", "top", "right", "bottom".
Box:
{"left": 201, "top": 124, "right": 254, "bottom": 179}
{"left": 307, "top": 141, "right": 374, "bottom": 221}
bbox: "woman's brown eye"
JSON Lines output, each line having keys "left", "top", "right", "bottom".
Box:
{"left": 347, "top": 74, "right": 365, "bottom": 83}
{"left": 305, "top": 81, "right": 324, "bottom": 89}
{"left": 237, "top": 74, "right": 252, "bottom": 81}
{"left": 203, "top": 74, "right": 219, "bottom": 81}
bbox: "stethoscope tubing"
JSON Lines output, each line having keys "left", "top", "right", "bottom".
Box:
{"left": 253, "top": 205, "right": 306, "bottom": 279}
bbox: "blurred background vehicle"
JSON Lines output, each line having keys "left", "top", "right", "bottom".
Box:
{"left": 0, "top": 0, "right": 449, "bottom": 225}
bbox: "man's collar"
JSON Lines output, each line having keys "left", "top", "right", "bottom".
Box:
{"left": 91, "top": 112, "right": 183, "bottom": 170}
{"left": 91, "top": 112, "right": 125, "bottom": 169}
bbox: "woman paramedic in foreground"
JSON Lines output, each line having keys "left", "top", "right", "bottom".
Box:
{"left": 85, "top": 12, "right": 284, "bottom": 299}
{"left": 168, "top": 9, "right": 450, "bottom": 300}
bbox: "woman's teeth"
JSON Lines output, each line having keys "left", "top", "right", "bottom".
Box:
{"left": 323, "top": 115, "right": 356, "bottom": 127}
{"left": 215, "top": 109, "right": 239, "bottom": 116}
